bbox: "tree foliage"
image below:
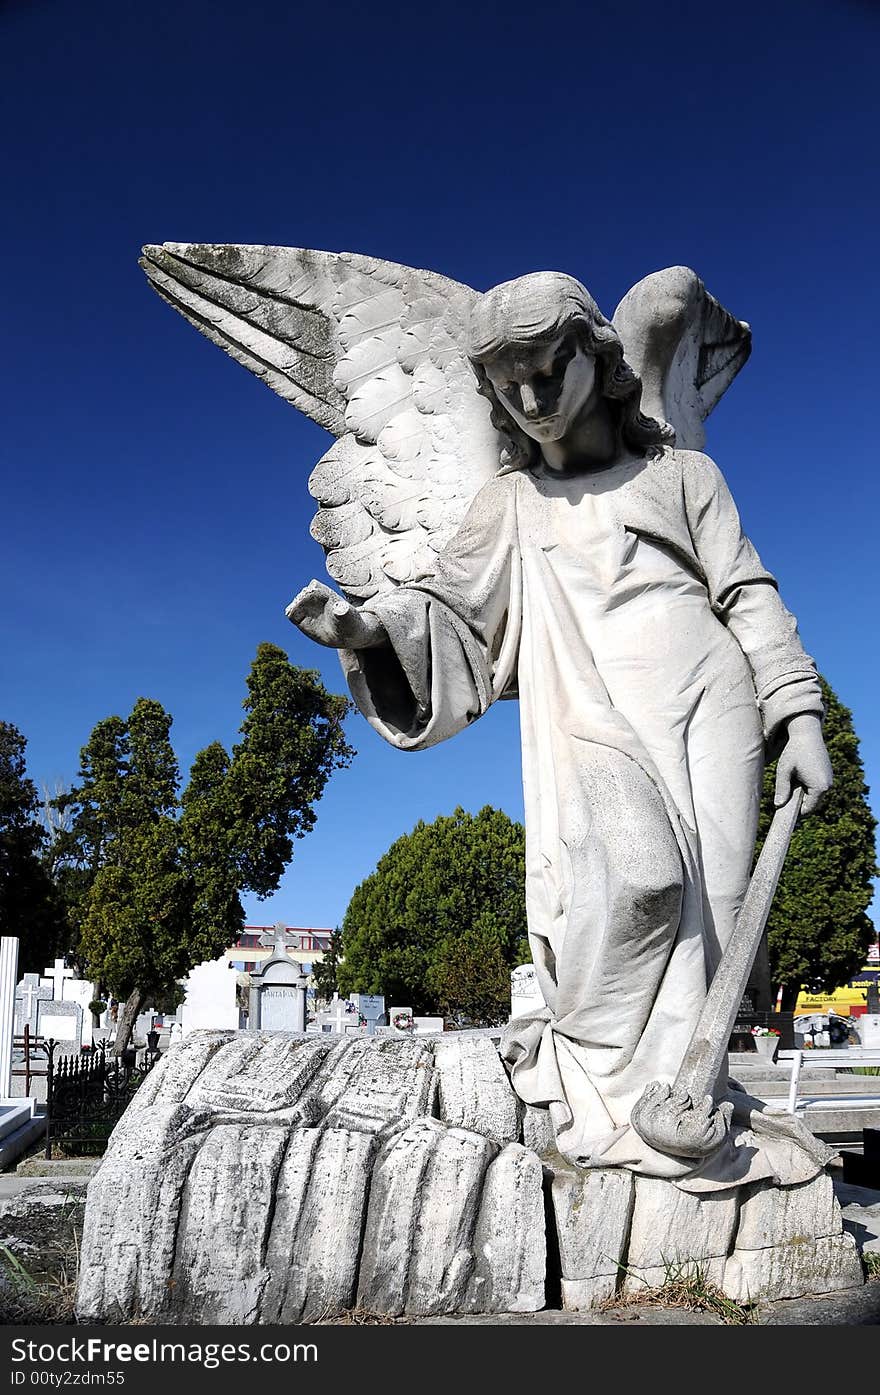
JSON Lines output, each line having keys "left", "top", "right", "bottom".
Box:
{"left": 311, "top": 928, "right": 343, "bottom": 1002}
{"left": 338, "top": 806, "right": 528, "bottom": 1021}
{"left": 56, "top": 644, "right": 354, "bottom": 1048}
{"left": 0, "top": 721, "right": 63, "bottom": 971}
{"left": 760, "top": 677, "right": 878, "bottom": 1007}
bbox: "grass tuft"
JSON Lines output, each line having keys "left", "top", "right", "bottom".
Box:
{"left": 601, "top": 1259, "right": 756, "bottom": 1325}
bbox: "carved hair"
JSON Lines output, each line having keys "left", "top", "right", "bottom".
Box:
{"left": 467, "top": 272, "right": 673, "bottom": 469}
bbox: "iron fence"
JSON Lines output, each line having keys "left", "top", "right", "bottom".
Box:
{"left": 43, "top": 1040, "right": 160, "bottom": 1158}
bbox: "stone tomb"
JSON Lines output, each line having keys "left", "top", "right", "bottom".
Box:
{"left": 75, "top": 1030, "right": 864, "bottom": 1323}
{"left": 248, "top": 931, "right": 307, "bottom": 1034}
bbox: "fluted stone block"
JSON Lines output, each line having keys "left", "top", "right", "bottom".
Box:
{"left": 464, "top": 1143, "right": 546, "bottom": 1312}
{"left": 261, "top": 1128, "right": 375, "bottom": 1321}
{"left": 173, "top": 1123, "right": 290, "bottom": 1323}
{"left": 357, "top": 1118, "right": 496, "bottom": 1315}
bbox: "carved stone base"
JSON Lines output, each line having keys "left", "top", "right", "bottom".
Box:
{"left": 75, "top": 1031, "right": 863, "bottom": 1322}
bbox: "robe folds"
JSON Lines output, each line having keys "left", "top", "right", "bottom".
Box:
{"left": 340, "top": 448, "right": 830, "bottom": 1188}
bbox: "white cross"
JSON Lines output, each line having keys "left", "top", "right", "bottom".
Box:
{"left": 21, "top": 981, "right": 40, "bottom": 1020}
{"left": 332, "top": 996, "right": 349, "bottom": 1034}
{"left": 43, "top": 958, "right": 75, "bottom": 1001}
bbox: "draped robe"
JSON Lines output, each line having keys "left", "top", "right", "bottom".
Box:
{"left": 340, "top": 447, "right": 830, "bottom": 1187}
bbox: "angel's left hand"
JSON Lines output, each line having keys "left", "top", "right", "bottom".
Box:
{"left": 775, "top": 712, "right": 833, "bottom": 815}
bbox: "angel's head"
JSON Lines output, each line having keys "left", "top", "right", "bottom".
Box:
{"left": 468, "top": 272, "right": 672, "bottom": 469}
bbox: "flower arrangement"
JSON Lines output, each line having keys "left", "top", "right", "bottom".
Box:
{"left": 750, "top": 1025, "right": 780, "bottom": 1037}
{"left": 392, "top": 1010, "right": 414, "bottom": 1032}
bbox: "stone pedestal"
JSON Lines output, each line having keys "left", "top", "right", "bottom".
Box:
{"left": 76, "top": 1031, "right": 865, "bottom": 1323}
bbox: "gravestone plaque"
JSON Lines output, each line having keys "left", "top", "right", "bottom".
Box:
{"left": 38, "top": 999, "right": 83, "bottom": 1055}
{"left": 260, "top": 986, "right": 301, "bottom": 1032}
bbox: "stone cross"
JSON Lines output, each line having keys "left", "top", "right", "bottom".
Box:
{"left": 43, "top": 958, "right": 75, "bottom": 1000}
{"left": 0, "top": 938, "right": 19, "bottom": 1097}
{"left": 14, "top": 973, "right": 52, "bottom": 1033}
{"left": 259, "top": 923, "right": 299, "bottom": 955}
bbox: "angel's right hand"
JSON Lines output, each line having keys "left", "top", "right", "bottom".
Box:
{"left": 285, "top": 580, "right": 387, "bottom": 650}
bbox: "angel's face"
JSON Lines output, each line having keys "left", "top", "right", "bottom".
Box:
{"left": 486, "top": 331, "right": 598, "bottom": 444}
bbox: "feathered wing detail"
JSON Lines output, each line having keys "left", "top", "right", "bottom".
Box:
{"left": 140, "top": 244, "right": 501, "bottom": 600}
{"left": 612, "top": 267, "right": 751, "bottom": 451}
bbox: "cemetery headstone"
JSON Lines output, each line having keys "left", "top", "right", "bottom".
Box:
{"left": 58, "top": 977, "right": 97, "bottom": 1048}
{"left": 248, "top": 926, "right": 308, "bottom": 1032}
{"left": 42, "top": 958, "right": 75, "bottom": 1001}
{"left": 860, "top": 1014, "right": 880, "bottom": 1048}
{"left": 180, "top": 958, "right": 239, "bottom": 1036}
{"left": 413, "top": 1016, "right": 444, "bottom": 1035}
{"left": 0, "top": 938, "right": 19, "bottom": 1097}
{"left": 351, "top": 993, "right": 384, "bottom": 1036}
{"left": 38, "top": 999, "right": 84, "bottom": 1056}
{"left": 14, "top": 973, "right": 52, "bottom": 1037}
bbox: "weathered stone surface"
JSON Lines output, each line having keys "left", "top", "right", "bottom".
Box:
{"left": 357, "top": 1118, "right": 496, "bottom": 1316}
{"left": 522, "top": 1104, "right": 555, "bottom": 1155}
{"left": 722, "top": 1171, "right": 864, "bottom": 1303}
{"left": 723, "top": 1234, "right": 863, "bottom": 1303}
{"left": 76, "top": 1032, "right": 864, "bottom": 1323}
{"left": 76, "top": 1104, "right": 208, "bottom": 1320}
{"left": 623, "top": 1176, "right": 739, "bottom": 1292}
{"left": 124, "top": 1030, "right": 230, "bottom": 1114}
{"left": 262, "top": 1128, "right": 374, "bottom": 1322}
{"left": 551, "top": 1165, "right": 635, "bottom": 1309}
{"left": 464, "top": 1143, "right": 545, "bottom": 1312}
{"left": 197, "top": 1035, "right": 331, "bottom": 1114}
{"left": 735, "top": 1172, "right": 841, "bottom": 1249}
{"left": 434, "top": 1035, "right": 519, "bottom": 1143}
{"left": 172, "top": 1123, "right": 289, "bottom": 1323}
{"left": 314, "top": 1037, "right": 436, "bottom": 1135}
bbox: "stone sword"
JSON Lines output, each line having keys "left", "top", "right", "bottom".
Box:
{"left": 630, "top": 786, "right": 804, "bottom": 1158}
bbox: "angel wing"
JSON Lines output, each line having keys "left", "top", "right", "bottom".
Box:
{"left": 613, "top": 266, "right": 751, "bottom": 451}
{"left": 140, "top": 247, "right": 751, "bottom": 603}
{"left": 139, "top": 243, "right": 501, "bottom": 602}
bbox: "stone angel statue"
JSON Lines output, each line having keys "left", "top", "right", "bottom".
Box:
{"left": 141, "top": 244, "right": 833, "bottom": 1188}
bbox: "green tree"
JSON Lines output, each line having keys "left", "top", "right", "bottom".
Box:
{"left": 59, "top": 645, "right": 354, "bottom": 1052}
{"left": 338, "top": 806, "right": 528, "bottom": 1021}
{"left": 311, "top": 928, "right": 343, "bottom": 1002}
{"left": 0, "top": 722, "right": 63, "bottom": 971}
{"left": 759, "top": 677, "right": 877, "bottom": 1010}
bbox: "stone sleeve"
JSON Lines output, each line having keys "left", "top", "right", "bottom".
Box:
{"left": 681, "top": 451, "right": 823, "bottom": 745}
{"left": 338, "top": 474, "right": 522, "bottom": 751}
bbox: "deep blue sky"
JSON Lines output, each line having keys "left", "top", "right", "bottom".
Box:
{"left": 2, "top": 0, "right": 878, "bottom": 934}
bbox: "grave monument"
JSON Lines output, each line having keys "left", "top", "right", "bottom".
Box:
{"left": 75, "top": 245, "right": 863, "bottom": 1320}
